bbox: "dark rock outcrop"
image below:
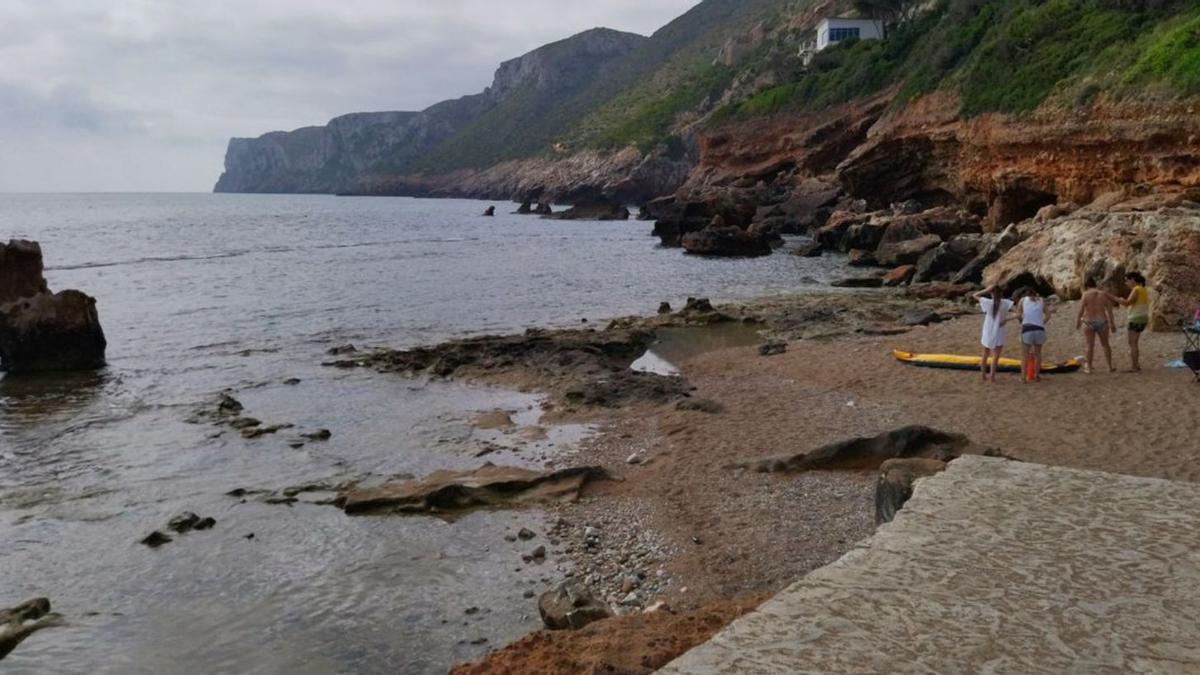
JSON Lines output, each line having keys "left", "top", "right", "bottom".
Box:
{"left": 538, "top": 580, "right": 613, "bottom": 630}
{"left": 0, "top": 240, "right": 107, "bottom": 373}
{"left": 681, "top": 226, "right": 772, "bottom": 257}
{"left": 1, "top": 598, "right": 60, "bottom": 661}
{"left": 545, "top": 199, "right": 630, "bottom": 221}
{"left": 337, "top": 464, "right": 611, "bottom": 515}
{"left": 483, "top": 206, "right": 495, "bottom": 216}
{"left": 733, "top": 426, "right": 1000, "bottom": 473}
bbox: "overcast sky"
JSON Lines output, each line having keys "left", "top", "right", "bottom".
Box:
{"left": 0, "top": 1, "right": 699, "bottom": 193}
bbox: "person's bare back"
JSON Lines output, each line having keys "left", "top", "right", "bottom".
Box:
{"left": 1076, "top": 284, "right": 1116, "bottom": 373}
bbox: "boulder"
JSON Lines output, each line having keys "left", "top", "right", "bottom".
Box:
{"left": 952, "top": 224, "right": 1024, "bottom": 284}
{"left": 847, "top": 249, "right": 878, "bottom": 267}
{"left": 732, "top": 426, "right": 1000, "bottom": 473}
{"left": 546, "top": 198, "right": 629, "bottom": 221}
{"left": 882, "top": 265, "right": 917, "bottom": 287}
{"left": 984, "top": 203, "right": 1200, "bottom": 328}
{"left": 482, "top": 206, "right": 495, "bottom": 217}
{"left": 534, "top": 202, "right": 553, "bottom": 215}
{"left": 0, "top": 240, "right": 107, "bottom": 373}
{"left": 842, "top": 220, "right": 889, "bottom": 252}
{"left": 874, "top": 234, "right": 942, "bottom": 267}
{"left": 902, "top": 309, "right": 943, "bottom": 326}
{"left": 815, "top": 210, "right": 869, "bottom": 250}
{"left": 516, "top": 201, "right": 533, "bottom": 214}
{"left": 538, "top": 580, "right": 613, "bottom": 630}
{"left": 682, "top": 226, "right": 772, "bottom": 257}
{"left": 1, "top": 598, "right": 60, "bottom": 661}
{"left": 875, "top": 458, "right": 948, "bottom": 525}
{"left": 336, "top": 464, "right": 611, "bottom": 514}
{"left": 913, "top": 235, "right": 984, "bottom": 282}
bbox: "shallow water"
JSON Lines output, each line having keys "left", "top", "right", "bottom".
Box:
{"left": 0, "top": 193, "right": 839, "bottom": 673}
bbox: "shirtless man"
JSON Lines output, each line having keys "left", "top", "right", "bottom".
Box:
{"left": 1075, "top": 278, "right": 1116, "bottom": 374}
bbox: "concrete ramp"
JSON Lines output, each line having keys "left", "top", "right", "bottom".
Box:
{"left": 661, "top": 456, "right": 1200, "bottom": 674}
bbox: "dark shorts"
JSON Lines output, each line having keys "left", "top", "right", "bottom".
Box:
{"left": 1129, "top": 320, "right": 1148, "bottom": 333}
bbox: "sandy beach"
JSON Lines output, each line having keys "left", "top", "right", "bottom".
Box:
{"left": 458, "top": 293, "right": 1199, "bottom": 672}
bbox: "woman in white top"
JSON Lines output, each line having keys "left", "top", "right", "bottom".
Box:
{"left": 1016, "top": 288, "right": 1051, "bottom": 382}
{"left": 973, "top": 286, "right": 1014, "bottom": 382}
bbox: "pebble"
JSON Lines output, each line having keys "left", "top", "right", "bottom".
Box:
{"left": 626, "top": 453, "right": 644, "bottom": 465}
{"left": 517, "top": 527, "right": 537, "bottom": 540}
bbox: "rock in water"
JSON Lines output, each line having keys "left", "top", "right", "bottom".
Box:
{"left": 681, "top": 226, "right": 772, "bottom": 257}
{"left": 482, "top": 206, "right": 495, "bottom": 216}
{"left": 1, "top": 598, "right": 61, "bottom": 661}
{"left": 0, "top": 241, "right": 107, "bottom": 373}
{"left": 538, "top": 580, "right": 613, "bottom": 630}
{"left": 337, "top": 464, "right": 611, "bottom": 515}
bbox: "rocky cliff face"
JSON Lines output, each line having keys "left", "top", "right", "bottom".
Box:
{"left": 837, "top": 93, "right": 1200, "bottom": 229}
{"left": 214, "top": 28, "right": 646, "bottom": 195}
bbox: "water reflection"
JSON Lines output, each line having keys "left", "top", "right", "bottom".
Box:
{"left": 0, "top": 369, "right": 108, "bottom": 426}
{"left": 631, "top": 323, "right": 764, "bottom": 376}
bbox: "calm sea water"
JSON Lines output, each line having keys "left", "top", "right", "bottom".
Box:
{"left": 0, "top": 193, "right": 838, "bottom": 674}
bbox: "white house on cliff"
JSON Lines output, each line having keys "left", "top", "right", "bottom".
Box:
{"left": 801, "top": 17, "right": 885, "bottom": 65}
{"left": 816, "top": 17, "right": 885, "bottom": 50}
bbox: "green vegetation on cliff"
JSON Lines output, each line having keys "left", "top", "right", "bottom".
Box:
{"left": 723, "top": 0, "right": 1200, "bottom": 122}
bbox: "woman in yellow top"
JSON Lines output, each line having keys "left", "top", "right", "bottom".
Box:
{"left": 1111, "top": 272, "right": 1150, "bottom": 371}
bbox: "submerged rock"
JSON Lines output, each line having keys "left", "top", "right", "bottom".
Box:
{"left": 538, "top": 580, "right": 613, "bottom": 630}
{"left": 482, "top": 206, "right": 495, "bottom": 217}
{"left": 733, "top": 426, "right": 1001, "bottom": 473}
{"left": 337, "top": 464, "right": 611, "bottom": 515}
{"left": 1, "top": 598, "right": 61, "bottom": 661}
{"left": 0, "top": 240, "right": 106, "bottom": 373}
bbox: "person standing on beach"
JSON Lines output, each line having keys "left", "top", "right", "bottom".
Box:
{"left": 1016, "top": 288, "right": 1050, "bottom": 382}
{"left": 1076, "top": 278, "right": 1116, "bottom": 374}
{"left": 1110, "top": 272, "right": 1150, "bottom": 372}
{"left": 974, "top": 286, "right": 1013, "bottom": 383}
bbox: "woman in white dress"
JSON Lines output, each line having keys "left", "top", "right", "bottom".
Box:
{"left": 974, "top": 287, "right": 1014, "bottom": 382}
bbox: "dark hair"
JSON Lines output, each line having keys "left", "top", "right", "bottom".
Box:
{"left": 1126, "top": 272, "right": 1146, "bottom": 285}
{"left": 1084, "top": 277, "right": 1097, "bottom": 289}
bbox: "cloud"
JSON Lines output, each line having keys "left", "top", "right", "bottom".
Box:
{"left": 0, "top": 0, "right": 700, "bottom": 192}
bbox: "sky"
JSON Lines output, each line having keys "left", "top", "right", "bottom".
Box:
{"left": 0, "top": 1, "right": 699, "bottom": 193}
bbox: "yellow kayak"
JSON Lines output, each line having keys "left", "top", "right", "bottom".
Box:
{"left": 892, "top": 350, "right": 1082, "bottom": 374}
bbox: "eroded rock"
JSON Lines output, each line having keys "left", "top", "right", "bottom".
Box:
{"left": 733, "top": 426, "right": 1000, "bottom": 473}
{"left": 0, "top": 240, "right": 107, "bottom": 373}
{"left": 337, "top": 464, "right": 611, "bottom": 515}
{"left": 1, "top": 598, "right": 61, "bottom": 661}
{"left": 538, "top": 580, "right": 613, "bottom": 630}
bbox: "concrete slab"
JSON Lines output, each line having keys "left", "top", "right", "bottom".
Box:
{"left": 661, "top": 456, "right": 1200, "bottom": 674}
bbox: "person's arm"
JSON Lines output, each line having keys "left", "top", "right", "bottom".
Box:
{"left": 1075, "top": 300, "right": 1085, "bottom": 330}
{"left": 1015, "top": 300, "right": 1025, "bottom": 324}
{"left": 1111, "top": 290, "right": 1134, "bottom": 307}
{"left": 972, "top": 287, "right": 992, "bottom": 300}
{"left": 1107, "top": 301, "right": 1117, "bottom": 333}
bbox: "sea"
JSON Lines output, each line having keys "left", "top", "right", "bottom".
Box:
{"left": 0, "top": 193, "right": 841, "bottom": 674}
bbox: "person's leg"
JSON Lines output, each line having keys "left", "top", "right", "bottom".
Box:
{"left": 980, "top": 346, "right": 990, "bottom": 382}
{"left": 1021, "top": 342, "right": 1031, "bottom": 383}
{"left": 1129, "top": 328, "right": 1141, "bottom": 371}
{"left": 1099, "top": 329, "right": 1114, "bottom": 372}
{"left": 1084, "top": 326, "right": 1096, "bottom": 374}
{"left": 990, "top": 345, "right": 1004, "bottom": 382}
{"left": 1033, "top": 342, "right": 1043, "bottom": 381}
